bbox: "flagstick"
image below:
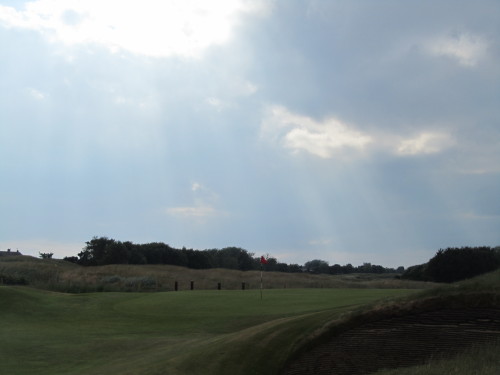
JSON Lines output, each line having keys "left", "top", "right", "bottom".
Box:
{"left": 260, "top": 263, "right": 263, "bottom": 300}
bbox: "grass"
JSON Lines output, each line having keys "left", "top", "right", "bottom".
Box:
{"left": 0, "top": 256, "right": 433, "bottom": 292}
{"left": 281, "top": 269, "right": 500, "bottom": 375}
{"left": 0, "top": 287, "right": 415, "bottom": 375}
{"left": 1, "top": 257, "right": 498, "bottom": 374}
{"left": 372, "top": 341, "right": 500, "bottom": 375}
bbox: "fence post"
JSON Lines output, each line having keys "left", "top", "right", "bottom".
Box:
{"left": 242, "top": 282, "right": 245, "bottom": 290}
{"left": 190, "top": 281, "right": 194, "bottom": 290}
{"left": 217, "top": 282, "right": 221, "bottom": 290}
{"left": 174, "top": 281, "right": 178, "bottom": 291}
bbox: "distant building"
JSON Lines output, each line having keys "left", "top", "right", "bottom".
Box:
{"left": 0, "top": 249, "right": 22, "bottom": 257}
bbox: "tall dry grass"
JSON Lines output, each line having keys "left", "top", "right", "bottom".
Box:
{"left": 0, "top": 255, "right": 433, "bottom": 292}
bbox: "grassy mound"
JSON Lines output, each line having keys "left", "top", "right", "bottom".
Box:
{"left": 0, "top": 255, "right": 431, "bottom": 292}
{"left": 372, "top": 341, "right": 500, "bottom": 375}
{"left": 281, "top": 269, "right": 500, "bottom": 375}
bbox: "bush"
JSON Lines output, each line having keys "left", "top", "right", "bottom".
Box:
{"left": 400, "top": 264, "right": 429, "bottom": 281}
{"left": 402, "top": 247, "right": 500, "bottom": 283}
{"left": 427, "top": 247, "right": 499, "bottom": 282}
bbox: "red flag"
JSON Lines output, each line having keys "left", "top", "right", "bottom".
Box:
{"left": 260, "top": 256, "right": 268, "bottom": 264}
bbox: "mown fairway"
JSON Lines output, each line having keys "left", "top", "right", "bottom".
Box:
{"left": 0, "top": 287, "right": 415, "bottom": 375}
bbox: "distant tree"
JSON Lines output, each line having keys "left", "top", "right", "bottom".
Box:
{"left": 304, "top": 259, "right": 330, "bottom": 274}
{"left": 357, "top": 262, "right": 372, "bottom": 273}
{"left": 343, "top": 263, "right": 354, "bottom": 274}
{"left": 263, "top": 256, "right": 279, "bottom": 271}
{"left": 103, "top": 241, "right": 130, "bottom": 264}
{"left": 494, "top": 246, "right": 500, "bottom": 262}
{"left": 184, "top": 249, "right": 213, "bottom": 269}
{"left": 236, "top": 248, "right": 255, "bottom": 271}
{"left": 129, "top": 249, "right": 147, "bottom": 265}
{"left": 426, "top": 247, "right": 499, "bottom": 282}
{"left": 73, "top": 236, "right": 411, "bottom": 276}
{"left": 63, "top": 256, "right": 79, "bottom": 264}
{"left": 329, "top": 264, "right": 343, "bottom": 275}
{"left": 78, "top": 237, "right": 114, "bottom": 266}
{"left": 401, "top": 264, "right": 428, "bottom": 281}
{"left": 402, "top": 246, "right": 500, "bottom": 283}
{"left": 163, "top": 246, "right": 188, "bottom": 267}
{"left": 39, "top": 252, "right": 53, "bottom": 259}
{"left": 275, "top": 262, "right": 290, "bottom": 272}
{"left": 214, "top": 247, "right": 254, "bottom": 270}
{"left": 287, "top": 264, "right": 303, "bottom": 273}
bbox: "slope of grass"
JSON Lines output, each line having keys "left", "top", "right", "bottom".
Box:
{"left": 372, "top": 341, "right": 500, "bottom": 375}
{"left": 281, "top": 269, "right": 500, "bottom": 374}
{"left": 0, "top": 287, "right": 415, "bottom": 375}
{"left": 0, "top": 256, "right": 433, "bottom": 292}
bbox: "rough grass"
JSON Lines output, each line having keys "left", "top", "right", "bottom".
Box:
{"left": 281, "top": 269, "right": 500, "bottom": 375}
{"left": 372, "top": 341, "right": 500, "bottom": 375}
{"left": 0, "top": 256, "right": 433, "bottom": 292}
{"left": 0, "top": 287, "right": 415, "bottom": 375}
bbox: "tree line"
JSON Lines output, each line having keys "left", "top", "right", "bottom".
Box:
{"left": 401, "top": 246, "right": 500, "bottom": 283}
{"left": 61, "top": 238, "right": 500, "bottom": 282}
{"left": 65, "top": 237, "right": 302, "bottom": 272}
{"left": 64, "top": 236, "right": 402, "bottom": 274}
{"left": 303, "top": 259, "right": 403, "bottom": 274}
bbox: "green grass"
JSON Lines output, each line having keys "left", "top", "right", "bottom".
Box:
{"left": 0, "top": 287, "right": 415, "bottom": 375}
{"left": 2, "top": 258, "right": 498, "bottom": 374}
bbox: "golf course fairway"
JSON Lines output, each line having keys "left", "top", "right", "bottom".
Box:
{"left": 0, "top": 287, "right": 416, "bottom": 375}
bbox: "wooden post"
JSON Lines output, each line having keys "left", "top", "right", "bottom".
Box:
{"left": 242, "top": 282, "right": 245, "bottom": 290}
{"left": 217, "top": 282, "right": 221, "bottom": 290}
{"left": 190, "top": 281, "right": 194, "bottom": 290}
{"left": 174, "top": 281, "right": 178, "bottom": 291}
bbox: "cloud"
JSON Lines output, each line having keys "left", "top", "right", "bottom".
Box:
{"left": 261, "top": 107, "right": 457, "bottom": 159}
{"left": 396, "top": 132, "right": 454, "bottom": 156}
{"left": 458, "top": 167, "right": 500, "bottom": 175}
{"left": 167, "top": 205, "right": 216, "bottom": 218}
{"left": 261, "top": 106, "right": 372, "bottom": 158}
{"left": 205, "top": 97, "right": 231, "bottom": 112}
{"left": 191, "top": 182, "right": 203, "bottom": 192}
{"left": 425, "top": 32, "right": 488, "bottom": 67}
{"left": 0, "top": 0, "right": 269, "bottom": 58}
{"left": 204, "top": 78, "right": 258, "bottom": 112}
{"left": 308, "top": 238, "right": 333, "bottom": 246}
{"left": 27, "top": 87, "right": 47, "bottom": 100}
{"left": 457, "top": 212, "right": 499, "bottom": 221}
{"left": 230, "top": 79, "right": 258, "bottom": 96}
{"left": 167, "top": 182, "right": 225, "bottom": 220}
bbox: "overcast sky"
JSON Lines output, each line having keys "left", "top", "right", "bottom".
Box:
{"left": 1, "top": 0, "right": 499, "bottom": 267}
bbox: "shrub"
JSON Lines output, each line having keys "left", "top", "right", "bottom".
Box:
{"left": 402, "top": 247, "right": 500, "bottom": 283}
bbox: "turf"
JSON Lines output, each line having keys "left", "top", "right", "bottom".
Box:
{"left": 372, "top": 341, "right": 500, "bottom": 375}
{"left": 0, "top": 287, "right": 414, "bottom": 375}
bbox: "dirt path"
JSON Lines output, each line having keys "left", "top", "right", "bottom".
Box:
{"left": 283, "top": 308, "right": 500, "bottom": 375}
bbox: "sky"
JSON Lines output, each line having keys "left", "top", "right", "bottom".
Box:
{"left": 1, "top": 0, "right": 499, "bottom": 268}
